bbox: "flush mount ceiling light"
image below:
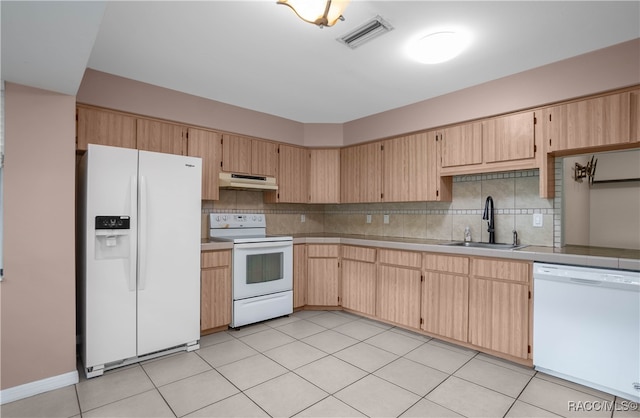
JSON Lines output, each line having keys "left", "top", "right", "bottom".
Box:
{"left": 277, "top": 0, "right": 350, "bottom": 28}
{"left": 407, "top": 29, "right": 472, "bottom": 64}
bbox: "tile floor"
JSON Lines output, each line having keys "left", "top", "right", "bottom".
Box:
{"left": 2, "top": 310, "right": 638, "bottom": 418}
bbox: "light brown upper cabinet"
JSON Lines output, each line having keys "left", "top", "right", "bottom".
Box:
{"left": 187, "top": 128, "right": 221, "bottom": 201}
{"left": 632, "top": 90, "right": 640, "bottom": 143}
{"left": 221, "top": 135, "right": 278, "bottom": 177}
{"left": 439, "top": 122, "right": 483, "bottom": 168}
{"left": 483, "top": 111, "right": 535, "bottom": 163}
{"left": 77, "top": 106, "right": 137, "bottom": 151}
{"left": 309, "top": 148, "right": 340, "bottom": 203}
{"left": 546, "top": 91, "right": 633, "bottom": 153}
{"left": 340, "top": 142, "right": 384, "bottom": 203}
{"left": 383, "top": 133, "right": 431, "bottom": 202}
{"left": 264, "top": 144, "right": 308, "bottom": 203}
{"left": 137, "top": 119, "right": 187, "bottom": 155}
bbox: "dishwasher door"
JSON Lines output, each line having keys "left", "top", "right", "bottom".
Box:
{"left": 533, "top": 263, "right": 640, "bottom": 402}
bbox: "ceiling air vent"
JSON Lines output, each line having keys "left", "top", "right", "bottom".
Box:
{"left": 337, "top": 15, "right": 393, "bottom": 49}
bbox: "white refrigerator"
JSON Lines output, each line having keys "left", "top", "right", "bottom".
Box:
{"left": 79, "top": 144, "right": 202, "bottom": 378}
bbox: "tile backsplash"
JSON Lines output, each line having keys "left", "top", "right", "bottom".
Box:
{"left": 202, "top": 169, "right": 557, "bottom": 247}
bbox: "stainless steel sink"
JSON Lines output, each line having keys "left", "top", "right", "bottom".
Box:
{"left": 440, "top": 241, "right": 528, "bottom": 250}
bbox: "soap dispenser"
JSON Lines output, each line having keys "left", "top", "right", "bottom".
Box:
{"left": 464, "top": 226, "right": 472, "bottom": 242}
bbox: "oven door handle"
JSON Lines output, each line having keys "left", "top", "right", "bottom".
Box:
{"left": 234, "top": 241, "right": 292, "bottom": 250}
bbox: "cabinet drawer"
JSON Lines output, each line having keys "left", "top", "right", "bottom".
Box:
{"left": 341, "top": 245, "right": 376, "bottom": 263}
{"left": 307, "top": 244, "right": 339, "bottom": 258}
{"left": 201, "top": 250, "right": 231, "bottom": 269}
{"left": 471, "top": 257, "right": 530, "bottom": 283}
{"left": 378, "top": 249, "right": 422, "bottom": 269}
{"left": 423, "top": 253, "right": 469, "bottom": 275}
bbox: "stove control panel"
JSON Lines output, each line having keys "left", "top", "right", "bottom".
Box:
{"left": 209, "top": 213, "right": 265, "bottom": 229}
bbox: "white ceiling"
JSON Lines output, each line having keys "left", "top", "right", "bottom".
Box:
{"left": 2, "top": 1, "right": 639, "bottom": 123}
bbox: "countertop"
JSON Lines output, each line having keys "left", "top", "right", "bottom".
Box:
{"left": 201, "top": 234, "right": 640, "bottom": 271}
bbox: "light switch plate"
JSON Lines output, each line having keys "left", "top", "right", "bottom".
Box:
{"left": 366, "top": 214, "right": 372, "bottom": 224}
{"left": 301, "top": 214, "right": 306, "bottom": 223}
{"left": 533, "top": 213, "right": 543, "bottom": 227}
{"left": 384, "top": 214, "right": 390, "bottom": 224}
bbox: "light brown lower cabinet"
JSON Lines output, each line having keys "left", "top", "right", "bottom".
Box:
{"left": 200, "top": 250, "right": 231, "bottom": 333}
{"left": 341, "top": 246, "right": 377, "bottom": 316}
{"left": 422, "top": 272, "right": 468, "bottom": 341}
{"left": 306, "top": 245, "right": 340, "bottom": 306}
{"left": 421, "top": 253, "right": 470, "bottom": 342}
{"left": 468, "top": 258, "right": 531, "bottom": 359}
{"left": 293, "top": 244, "right": 307, "bottom": 309}
{"left": 376, "top": 258, "right": 422, "bottom": 329}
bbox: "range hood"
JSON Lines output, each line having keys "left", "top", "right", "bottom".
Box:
{"left": 219, "top": 172, "right": 278, "bottom": 191}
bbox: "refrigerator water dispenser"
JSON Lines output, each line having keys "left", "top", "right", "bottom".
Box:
{"left": 95, "top": 216, "right": 131, "bottom": 259}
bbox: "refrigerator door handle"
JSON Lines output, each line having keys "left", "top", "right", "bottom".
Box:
{"left": 138, "top": 175, "right": 148, "bottom": 291}
{"left": 129, "top": 176, "right": 137, "bottom": 291}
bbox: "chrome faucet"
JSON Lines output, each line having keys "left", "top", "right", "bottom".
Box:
{"left": 482, "top": 196, "right": 495, "bottom": 244}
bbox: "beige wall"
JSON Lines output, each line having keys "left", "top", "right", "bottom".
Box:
{"left": 1, "top": 83, "right": 77, "bottom": 389}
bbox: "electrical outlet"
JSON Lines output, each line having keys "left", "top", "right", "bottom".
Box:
{"left": 384, "top": 214, "right": 390, "bottom": 224}
{"left": 533, "top": 213, "right": 543, "bottom": 227}
{"left": 301, "top": 214, "right": 306, "bottom": 223}
{"left": 366, "top": 214, "right": 372, "bottom": 224}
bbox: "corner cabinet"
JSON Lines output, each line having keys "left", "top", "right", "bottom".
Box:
{"left": 309, "top": 149, "right": 340, "bottom": 203}
{"left": 468, "top": 257, "right": 531, "bottom": 359}
{"left": 200, "top": 250, "right": 232, "bottom": 334}
{"left": 306, "top": 245, "right": 340, "bottom": 307}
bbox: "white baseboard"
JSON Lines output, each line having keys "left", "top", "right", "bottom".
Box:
{"left": 0, "top": 370, "right": 79, "bottom": 405}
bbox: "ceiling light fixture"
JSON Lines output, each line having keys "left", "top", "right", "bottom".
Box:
{"left": 277, "top": 0, "right": 350, "bottom": 28}
{"left": 407, "top": 29, "right": 472, "bottom": 64}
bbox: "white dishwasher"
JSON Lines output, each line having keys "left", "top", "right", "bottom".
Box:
{"left": 533, "top": 263, "right": 640, "bottom": 402}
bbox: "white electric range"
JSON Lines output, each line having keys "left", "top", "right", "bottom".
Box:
{"left": 209, "top": 213, "right": 293, "bottom": 328}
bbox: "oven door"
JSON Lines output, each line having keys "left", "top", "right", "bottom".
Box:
{"left": 233, "top": 241, "right": 293, "bottom": 300}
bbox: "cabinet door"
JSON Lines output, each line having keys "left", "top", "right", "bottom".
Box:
{"left": 383, "top": 133, "right": 430, "bottom": 202}
{"left": 270, "top": 145, "right": 308, "bottom": 203}
{"left": 341, "top": 260, "right": 376, "bottom": 316}
{"left": 468, "top": 278, "right": 529, "bottom": 359}
{"left": 136, "top": 119, "right": 186, "bottom": 155}
{"left": 427, "top": 131, "right": 452, "bottom": 201}
{"left": 187, "top": 128, "right": 221, "bottom": 201}
{"left": 341, "top": 142, "right": 383, "bottom": 203}
{"left": 201, "top": 267, "right": 231, "bottom": 331}
{"left": 309, "top": 149, "right": 340, "bottom": 203}
{"left": 221, "top": 134, "right": 252, "bottom": 174}
{"left": 548, "top": 92, "right": 632, "bottom": 152}
{"left": 77, "top": 107, "right": 137, "bottom": 151}
{"left": 252, "top": 140, "right": 278, "bottom": 177}
{"left": 376, "top": 265, "right": 421, "bottom": 329}
{"left": 293, "top": 245, "right": 307, "bottom": 308}
{"left": 632, "top": 90, "right": 640, "bottom": 143}
{"left": 440, "top": 122, "right": 483, "bottom": 168}
{"left": 422, "top": 272, "right": 468, "bottom": 341}
{"left": 483, "top": 111, "right": 535, "bottom": 163}
{"left": 307, "top": 258, "right": 339, "bottom": 306}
